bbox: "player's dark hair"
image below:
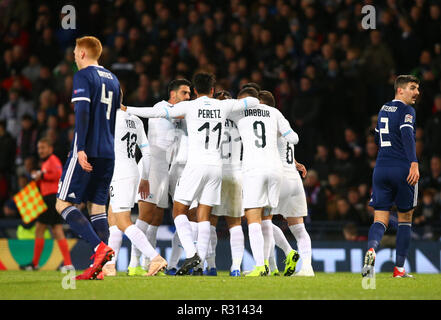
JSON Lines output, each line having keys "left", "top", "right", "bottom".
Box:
{"left": 237, "top": 87, "right": 259, "bottom": 99}
{"left": 168, "top": 79, "right": 191, "bottom": 95}
{"left": 214, "top": 90, "right": 232, "bottom": 100}
{"left": 241, "top": 82, "right": 261, "bottom": 93}
{"left": 192, "top": 72, "right": 215, "bottom": 95}
{"left": 259, "top": 90, "right": 275, "bottom": 107}
{"left": 394, "top": 75, "right": 420, "bottom": 93}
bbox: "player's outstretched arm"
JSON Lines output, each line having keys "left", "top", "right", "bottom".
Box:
{"left": 228, "top": 97, "right": 260, "bottom": 114}
{"left": 123, "top": 102, "right": 187, "bottom": 119}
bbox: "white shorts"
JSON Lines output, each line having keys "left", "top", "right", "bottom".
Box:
{"left": 174, "top": 164, "right": 222, "bottom": 207}
{"left": 212, "top": 169, "right": 243, "bottom": 217}
{"left": 271, "top": 170, "right": 307, "bottom": 218}
{"left": 168, "top": 162, "right": 185, "bottom": 199}
{"left": 110, "top": 176, "right": 138, "bottom": 213}
{"left": 169, "top": 163, "right": 198, "bottom": 210}
{"left": 137, "top": 168, "right": 169, "bottom": 208}
{"left": 242, "top": 170, "right": 282, "bottom": 209}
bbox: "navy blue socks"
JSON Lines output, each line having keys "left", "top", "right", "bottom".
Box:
{"left": 90, "top": 213, "right": 109, "bottom": 244}
{"left": 61, "top": 206, "right": 101, "bottom": 248}
{"left": 396, "top": 223, "right": 412, "bottom": 267}
{"left": 367, "top": 221, "right": 387, "bottom": 251}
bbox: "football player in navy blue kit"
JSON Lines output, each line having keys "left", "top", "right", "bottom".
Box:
{"left": 55, "top": 36, "right": 120, "bottom": 280}
{"left": 362, "top": 75, "right": 420, "bottom": 278}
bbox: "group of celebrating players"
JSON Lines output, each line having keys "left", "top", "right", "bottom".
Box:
{"left": 54, "top": 34, "right": 420, "bottom": 280}
{"left": 54, "top": 35, "right": 313, "bottom": 280}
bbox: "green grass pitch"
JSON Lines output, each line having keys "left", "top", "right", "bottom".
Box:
{"left": 1, "top": 271, "right": 441, "bottom": 300}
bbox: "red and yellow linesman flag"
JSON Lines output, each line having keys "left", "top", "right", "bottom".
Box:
{"left": 13, "top": 181, "right": 47, "bottom": 224}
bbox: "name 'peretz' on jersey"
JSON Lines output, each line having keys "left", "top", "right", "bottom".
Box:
{"left": 198, "top": 108, "right": 221, "bottom": 118}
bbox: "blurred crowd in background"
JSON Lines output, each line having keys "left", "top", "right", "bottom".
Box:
{"left": 1, "top": 0, "right": 441, "bottom": 241}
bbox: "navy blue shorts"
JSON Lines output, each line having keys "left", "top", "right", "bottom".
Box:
{"left": 57, "top": 154, "right": 114, "bottom": 205}
{"left": 369, "top": 166, "right": 418, "bottom": 212}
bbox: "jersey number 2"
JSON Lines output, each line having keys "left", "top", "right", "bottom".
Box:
{"left": 379, "top": 117, "right": 391, "bottom": 147}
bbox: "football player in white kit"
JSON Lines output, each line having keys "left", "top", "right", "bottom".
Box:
{"left": 127, "top": 79, "right": 191, "bottom": 276}
{"left": 259, "top": 90, "right": 314, "bottom": 277}
{"left": 103, "top": 108, "right": 167, "bottom": 277}
{"left": 166, "top": 108, "right": 199, "bottom": 275}
{"left": 122, "top": 72, "right": 260, "bottom": 275}
{"left": 230, "top": 87, "right": 300, "bottom": 277}
{"left": 208, "top": 90, "right": 245, "bottom": 276}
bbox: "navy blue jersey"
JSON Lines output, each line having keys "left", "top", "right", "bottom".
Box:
{"left": 71, "top": 65, "right": 120, "bottom": 159}
{"left": 374, "top": 100, "right": 417, "bottom": 168}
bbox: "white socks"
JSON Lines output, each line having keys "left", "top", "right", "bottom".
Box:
{"left": 143, "top": 225, "right": 159, "bottom": 267}
{"left": 190, "top": 221, "right": 198, "bottom": 244}
{"left": 174, "top": 215, "right": 197, "bottom": 258}
{"left": 196, "top": 221, "right": 211, "bottom": 262}
{"left": 229, "top": 225, "right": 244, "bottom": 271}
{"left": 248, "top": 223, "right": 265, "bottom": 267}
{"left": 108, "top": 225, "right": 123, "bottom": 265}
{"left": 169, "top": 231, "right": 183, "bottom": 269}
{"left": 129, "top": 219, "right": 149, "bottom": 268}
{"left": 261, "top": 220, "right": 274, "bottom": 261}
{"left": 289, "top": 223, "right": 312, "bottom": 267}
{"left": 268, "top": 245, "right": 278, "bottom": 272}
{"left": 125, "top": 224, "right": 158, "bottom": 261}
{"left": 273, "top": 223, "right": 293, "bottom": 256}
{"left": 205, "top": 225, "right": 217, "bottom": 269}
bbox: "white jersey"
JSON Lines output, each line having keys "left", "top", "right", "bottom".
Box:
{"left": 127, "top": 96, "right": 259, "bottom": 167}
{"left": 169, "top": 118, "right": 188, "bottom": 165}
{"left": 229, "top": 104, "right": 298, "bottom": 173}
{"left": 112, "top": 109, "right": 150, "bottom": 180}
{"left": 278, "top": 135, "right": 298, "bottom": 174}
{"left": 219, "top": 118, "right": 242, "bottom": 171}
{"left": 148, "top": 100, "right": 176, "bottom": 171}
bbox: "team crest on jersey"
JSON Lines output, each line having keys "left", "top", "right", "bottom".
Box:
{"left": 404, "top": 114, "right": 413, "bottom": 123}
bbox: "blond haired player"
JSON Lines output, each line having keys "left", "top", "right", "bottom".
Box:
{"left": 56, "top": 36, "right": 118, "bottom": 280}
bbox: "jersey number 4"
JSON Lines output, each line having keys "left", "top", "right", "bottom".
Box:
{"left": 101, "top": 83, "right": 113, "bottom": 120}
